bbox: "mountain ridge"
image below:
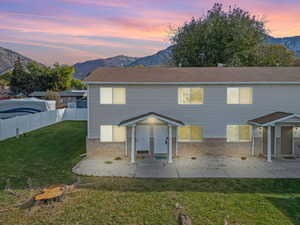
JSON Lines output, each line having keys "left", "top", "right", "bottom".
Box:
{"left": 0, "top": 46, "right": 34, "bottom": 75}
{"left": 267, "top": 35, "right": 300, "bottom": 57}
{"left": 73, "top": 36, "right": 300, "bottom": 80}
{"left": 1, "top": 35, "right": 300, "bottom": 80}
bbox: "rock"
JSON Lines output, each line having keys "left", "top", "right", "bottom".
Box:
{"left": 178, "top": 213, "right": 192, "bottom": 225}
{"left": 176, "top": 203, "right": 183, "bottom": 209}
{"left": 224, "top": 215, "right": 229, "bottom": 225}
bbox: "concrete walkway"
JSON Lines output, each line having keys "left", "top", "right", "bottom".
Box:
{"left": 73, "top": 156, "right": 300, "bottom": 178}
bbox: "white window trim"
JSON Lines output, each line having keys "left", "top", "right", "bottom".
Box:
{"left": 227, "top": 125, "right": 252, "bottom": 143}
{"left": 177, "top": 125, "right": 204, "bottom": 142}
{"left": 178, "top": 87, "right": 204, "bottom": 105}
{"left": 100, "top": 125, "right": 126, "bottom": 142}
{"left": 227, "top": 87, "right": 253, "bottom": 105}
{"left": 100, "top": 87, "right": 126, "bottom": 105}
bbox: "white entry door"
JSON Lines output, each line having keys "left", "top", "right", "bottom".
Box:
{"left": 136, "top": 126, "right": 150, "bottom": 151}
{"left": 153, "top": 126, "right": 168, "bottom": 154}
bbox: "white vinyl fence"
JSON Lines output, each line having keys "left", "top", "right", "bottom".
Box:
{"left": 0, "top": 108, "right": 87, "bottom": 141}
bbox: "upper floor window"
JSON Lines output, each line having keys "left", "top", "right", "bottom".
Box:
{"left": 100, "top": 125, "right": 126, "bottom": 142}
{"left": 227, "top": 125, "right": 252, "bottom": 142}
{"left": 178, "top": 88, "right": 204, "bottom": 104}
{"left": 178, "top": 126, "right": 203, "bottom": 141}
{"left": 227, "top": 87, "right": 252, "bottom": 104}
{"left": 100, "top": 87, "right": 126, "bottom": 104}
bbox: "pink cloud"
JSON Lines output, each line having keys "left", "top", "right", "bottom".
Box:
{"left": 62, "top": 0, "right": 130, "bottom": 8}
{"left": 1, "top": 0, "right": 300, "bottom": 65}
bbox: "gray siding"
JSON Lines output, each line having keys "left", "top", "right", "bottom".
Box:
{"left": 88, "top": 84, "right": 300, "bottom": 139}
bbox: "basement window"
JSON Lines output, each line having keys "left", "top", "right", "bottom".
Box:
{"left": 178, "top": 126, "right": 203, "bottom": 141}
{"left": 227, "top": 125, "right": 252, "bottom": 142}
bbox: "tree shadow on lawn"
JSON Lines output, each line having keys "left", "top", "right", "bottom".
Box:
{"left": 267, "top": 197, "right": 300, "bottom": 225}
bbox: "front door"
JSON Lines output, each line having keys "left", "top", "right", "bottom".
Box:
{"left": 136, "top": 126, "right": 150, "bottom": 152}
{"left": 153, "top": 126, "right": 168, "bottom": 154}
{"left": 281, "top": 126, "right": 293, "bottom": 155}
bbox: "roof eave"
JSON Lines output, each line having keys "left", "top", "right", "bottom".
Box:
{"left": 83, "top": 81, "right": 300, "bottom": 85}
{"left": 119, "top": 113, "right": 184, "bottom": 126}
{"left": 248, "top": 114, "right": 300, "bottom": 126}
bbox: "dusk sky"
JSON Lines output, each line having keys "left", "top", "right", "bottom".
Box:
{"left": 1, "top": 0, "right": 300, "bottom": 65}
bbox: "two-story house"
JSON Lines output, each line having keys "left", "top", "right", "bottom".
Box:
{"left": 83, "top": 67, "right": 300, "bottom": 163}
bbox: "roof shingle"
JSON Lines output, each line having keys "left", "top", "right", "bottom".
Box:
{"left": 248, "top": 112, "right": 294, "bottom": 125}
{"left": 84, "top": 67, "right": 300, "bottom": 83}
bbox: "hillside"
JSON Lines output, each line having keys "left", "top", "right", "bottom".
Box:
{"left": 73, "top": 55, "right": 138, "bottom": 80}
{"left": 127, "top": 46, "right": 173, "bottom": 67}
{"left": 267, "top": 36, "right": 300, "bottom": 57}
{"left": 2, "top": 35, "right": 300, "bottom": 80}
{"left": 0, "top": 47, "right": 33, "bottom": 75}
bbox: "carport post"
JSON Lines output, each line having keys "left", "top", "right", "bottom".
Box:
{"left": 131, "top": 125, "right": 136, "bottom": 163}
{"left": 267, "top": 126, "right": 272, "bottom": 162}
{"left": 168, "top": 125, "right": 173, "bottom": 163}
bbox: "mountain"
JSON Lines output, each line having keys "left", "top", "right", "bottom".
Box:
{"left": 127, "top": 46, "right": 173, "bottom": 67}
{"left": 73, "top": 47, "right": 173, "bottom": 80}
{"left": 73, "top": 55, "right": 138, "bottom": 80}
{"left": 267, "top": 36, "right": 300, "bottom": 57}
{"left": 0, "top": 47, "right": 33, "bottom": 75}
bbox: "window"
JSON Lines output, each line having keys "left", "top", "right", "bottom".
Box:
{"left": 227, "top": 87, "right": 252, "bottom": 104}
{"left": 100, "top": 88, "right": 126, "bottom": 104}
{"left": 178, "top": 88, "right": 204, "bottom": 104}
{"left": 178, "top": 126, "right": 203, "bottom": 141}
{"left": 227, "top": 125, "right": 252, "bottom": 142}
{"left": 100, "top": 125, "right": 126, "bottom": 142}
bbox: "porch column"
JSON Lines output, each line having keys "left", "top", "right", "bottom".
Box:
{"left": 251, "top": 126, "right": 255, "bottom": 156}
{"left": 131, "top": 125, "right": 136, "bottom": 163}
{"left": 267, "top": 126, "right": 272, "bottom": 162}
{"left": 274, "top": 126, "right": 277, "bottom": 156}
{"left": 168, "top": 125, "right": 173, "bottom": 163}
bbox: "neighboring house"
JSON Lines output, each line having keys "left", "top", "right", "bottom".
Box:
{"left": 83, "top": 67, "right": 300, "bottom": 163}
{"left": 29, "top": 90, "right": 87, "bottom": 107}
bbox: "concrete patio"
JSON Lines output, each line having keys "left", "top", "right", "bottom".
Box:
{"left": 73, "top": 155, "right": 300, "bottom": 178}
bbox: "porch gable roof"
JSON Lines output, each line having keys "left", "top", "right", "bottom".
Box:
{"left": 248, "top": 112, "right": 298, "bottom": 126}
{"left": 119, "top": 112, "right": 184, "bottom": 126}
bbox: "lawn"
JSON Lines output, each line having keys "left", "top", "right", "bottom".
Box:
{"left": 1, "top": 121, "right": 300, "bottom": 225}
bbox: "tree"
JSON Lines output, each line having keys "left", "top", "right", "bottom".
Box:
{"left": 253, "top": 44, "right": 295, "bottom": 66}
{"left": 0, "top": 71, "right": 11, "bottom": 86}
{"left": 71, "top": 79, "right": 86, "bottom": 90}
{"left": 170, "top": 3, "right": 267, "bottom": 67}
{"left": 291, "top": 57, "right": 300, "bottom": 66}
{"left": 9, "top": 60, "right": 75, "bottom": 95}
{"left": 26, "top": 61, "right": 51, "bottom": 91}
{"left": 10, "top": 57, "right": 35, "bottom": 95}
{"left": 0, "top": 79, "right": 8, "bottom": 86}
{"left": 44, "top": 90, "right": 61, "bottom": 106}
{"left": 48, "top": 63, "right": 74, "bottom": 91}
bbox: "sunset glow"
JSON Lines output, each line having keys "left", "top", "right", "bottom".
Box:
{"left": 1, "top": 0, "right": 299, "bottom": 65}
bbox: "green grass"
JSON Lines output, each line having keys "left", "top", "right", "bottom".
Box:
{"left": 1, "top": 121, "right": 300, "bottom": 225}
{"left": 0, "top": 121, "right": 86, "bottom": 189}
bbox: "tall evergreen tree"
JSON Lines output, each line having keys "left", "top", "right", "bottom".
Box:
{"left": 10, "top": 57, "right": 34, "bottom": 95}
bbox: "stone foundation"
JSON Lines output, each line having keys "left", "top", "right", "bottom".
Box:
{"left": 87, "top": 138, "right": 253, "bottom": 159}
{"left": 177, "top": 138, "right": 252, "bottom": 158}
{"left": 86, "top": 138, "right": 126, "bottom": 158}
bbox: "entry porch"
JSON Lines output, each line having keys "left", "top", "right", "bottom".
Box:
{"left": 249, "top": 112, "right": 300, "bottom": 162}
{"left": 119, "top": 112, "right": 184, "bottom": 163}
